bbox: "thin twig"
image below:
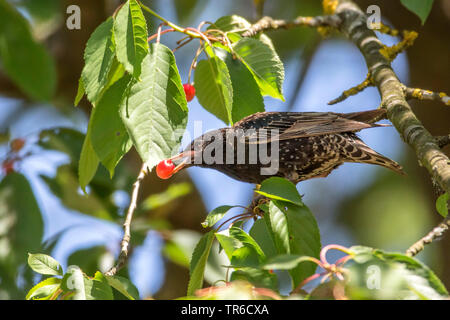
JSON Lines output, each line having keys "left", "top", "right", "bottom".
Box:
{"left": 241, "top": 15, "right": 341, "bottom": 38}
{"left": 403, "top": 86, "right": 450, "bottom": 106}
{"left": 105, "top": 163, "right": 147, "bottom": 276}
{"left": 328, "top": 72, "right": 373, "bottom": 105}
{"left": 406, "top": 215, "right": 450, "bottom": 257}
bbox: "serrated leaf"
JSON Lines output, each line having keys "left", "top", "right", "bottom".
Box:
{"left": 201, "top": 205, "right": 236, "bottom": 228}
{"left": 119, "top": 43, "right": 188, "bottom": 169}
{"left": 90, "top": 75, "right": 133, "bottom": 177}
{"left": 265, "top": 201, "right": 290, "bottom": 254}
{"left": 436, "top": 192, "right": 449, "bottom": 218}
{"left": 28, "top": 253, "right": 63, "bottom": 276}
{"left": 233, "top": 38, "right": 284, "bottom": 101}
{"left": 283, "top": 202, "right": 321, "bottom": 288}
{"left": 187, "top": 231, "right": 215, "bottom": 296}
{"left": 400, "top": 0, "right": 434, "bottom": 25}
{"left": 208, "top": 15, "right": 274, "bottom": 48}
{"left": 256, "top": 177, "right": 303, "bottom": 206}
{"left": 216, "top": 48, "right": 265, "bottom": 122}
{"left": 114, "top": 0, "right": 149, "bottom": 77}
{"left": 26, "top": 277, "right": 61, "bottom": 300}
{"left": 194, "top": 56, "right": 233, "bottom": 124}
{"left": 0, "top": 0, "right": 56, "bottom": 101}
{"left": 81, "top": 17, "right": 115, "bottom": 103}
{"left": 105, "top": 275, "right": 139, "bottom": 300}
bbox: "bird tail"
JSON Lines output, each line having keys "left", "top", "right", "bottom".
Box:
{"left": 342, "top": 135, "right": 405, "bottom": 175}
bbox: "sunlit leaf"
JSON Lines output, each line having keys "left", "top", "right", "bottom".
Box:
{"left": 233, "top": 38, "right": 284, "bottom": 101}
{"left": 114, "top": 0, "right": 149, "bottom": 77}
{"left": 187, "top": 231, "right": 215, "bottom": 296}
{"left": 81, "top": 17, "right": 115, "bottom": 103}
{"left": 119, "top": 43, "right": 188, "bottom": 169}
{"left": 28, "top": 253, "right": 63, "bottom": 276}
{"left": 194, "top": 56, "right": 233, "bottom": 124}
{"left": 26, "top": 277, "right": 61, "bottom": 300}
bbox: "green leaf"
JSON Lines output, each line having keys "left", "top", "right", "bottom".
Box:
{"left": 265, "top": 201, "right": 290, "bottom": 254}
{"left": 0, "top": 173, "right": 44, "bottom": 265}
{"left": 262, "top": 254, "right": 312, "bottom": 270}
{"left": 256, "top": 177, "right": 303, "bottom": 206}
{"left": 217, "top": 48, "right": 265, "bottom": 123}
{"left": 28, "top": 253, "right": 63, "bottom": 276}
{"left": 62, "top": 267, "right": 113, "bottom": 300}
{"left": 119, "top": 43, "right": 188, "bottom": 169}
{"left": 26, "top": 277, "right": 61, "bottom": 300}
{"left": 114, "top": 0, "right": 149, "bottom": 77}
{"left": 0, "top": 0, "right": 56, "bottom": 101}
{"left": 348, "top": 246, "right": 448, "bottom": 299}
{"left": 283, "top": 202, "right": 321, "bottom": 289}
{"left": 201, "top": 205, "right": 236, "bottom": 228}
{"left": 105, "top": 275, "right": 139, "bottom": 300}
{"left": 42, "top": 165, "right": 115, "bottom": 221}
{"left": 78, "top": 124, "right": 100, "bottom": 191}
{"left": 436, "top": 192, "right": 449, "bottom": 218}
{"left": 231, "top": 268, "right": 277, "bottom": 290}
{"left": 400, "top": 0, "right": 434, "bottom": 25}
{"left": 216, "top": 227, "right": 266, "bottom": 268}
{"left": 194, "top": 56, "right": 234, "bottom": 124}
{"left": 208, "top": 15, "right": 274, "bottom": 47}
{"left": 162, "top": 240, "right": 191, "bottom": 267}
{"left": 249, "top": 218, "right": 278, "bottom": 259}
{"left": 39, "top": 128, "right": 84, "bottom": 162}
{"left": 90, "top": 75, "right": 133, "bottom": 176}
{"left": 74, "top": 77, "right": 85, "bottom": 106}
{"left": 141, "top": 182, "right": 192, "bottom": 210}
{"left": 81, "top": 17, "right": 115, "bottom": 103}
{"left": 187, "top": 231, "right": 215, "bottom": 296}
{"left": 228, "top": 227, "right": 266, "bottom": 259}
{"left": 233, "top": 38, "right": 284, "bottom": 101}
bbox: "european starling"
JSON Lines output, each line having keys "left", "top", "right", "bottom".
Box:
{"left": 167, "top": 109, "right": 404, "bottom": 184}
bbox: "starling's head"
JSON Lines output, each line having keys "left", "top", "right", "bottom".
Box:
{"left": 159, "top": 128, "right": 227, "bottom": 177}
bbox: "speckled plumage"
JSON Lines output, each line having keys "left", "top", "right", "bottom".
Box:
{"left": 177, "top": 109, "right": 404, "bottom": 184}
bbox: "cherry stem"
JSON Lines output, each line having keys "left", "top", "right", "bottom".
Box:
{"left": 320, "top": 244, "right": 351, "bottom": 265}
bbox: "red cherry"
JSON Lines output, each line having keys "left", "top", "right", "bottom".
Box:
{"left": 10, "top": 138, "right": 25, "bottom": 152}
{"left": 183, "top": 83, "right": 195, "bottom": 102}
{"left": 2, "top": 159, "right": 15, "bottom": 175}
{"left": 156, "top": 159, "right": 175, "bottom": 179}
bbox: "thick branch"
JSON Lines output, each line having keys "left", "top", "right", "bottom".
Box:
{"left": 334, "top": 0, "right": 450, "bottom": 195}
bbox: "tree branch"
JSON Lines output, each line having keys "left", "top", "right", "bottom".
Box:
{"left": 241, "top": 15, "right": 341, "bottom": 38}
{"left": 105, "top": 163, "right": 147, "bottom": 276}
{"left": 403, "top": 86, "right": 450, "bottom": 106}
{"left": 406, "top": 215, "right": 450, "bottom": 257}
{"left": 332, "top": 0, "right": 450, "bottom": 195}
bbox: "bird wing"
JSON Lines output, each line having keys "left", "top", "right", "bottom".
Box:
{"left": 235, "top": 111, "right": 389, "bottom": 144}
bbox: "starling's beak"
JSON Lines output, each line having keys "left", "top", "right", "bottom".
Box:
{"left": 169, "top": 150, "right": 196, "bottom": 174}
